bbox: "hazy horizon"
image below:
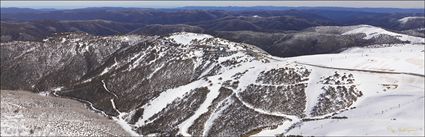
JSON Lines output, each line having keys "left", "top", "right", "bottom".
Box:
{"left": 1, "top": 1, "right": 425, "bottom": 9}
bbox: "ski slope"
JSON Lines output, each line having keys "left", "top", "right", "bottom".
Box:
{"left": 283, "top": 43, "right": 425, "bottom": 136}
{"left": 286, "top": 44, "right": 425, "bottom": 75}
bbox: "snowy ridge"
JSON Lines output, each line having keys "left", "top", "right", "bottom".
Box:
{"left": 125, "top": 33, "right": 308, "bottom": 135}
{"left": 342, "top": 25, "right": 425, "bottom": 44}
{"left": 398, "top": 16, "right": 425, "bottom": 24}
{"left": 167, "top": 32, "right": 213, "bottom": 45}
{"left": 288, "top": 44, "right": 425, "bottom": 75}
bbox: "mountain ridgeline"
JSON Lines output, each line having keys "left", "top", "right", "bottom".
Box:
{"left": 1, "top": 32, "right": 371, "bottom": 136}
{"left": 1, "top": 7, "right": 424, "bottom": 58}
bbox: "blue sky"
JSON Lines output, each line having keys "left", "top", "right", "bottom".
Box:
{"left": 1, "top": 1, "right": 425, "bottom": 9}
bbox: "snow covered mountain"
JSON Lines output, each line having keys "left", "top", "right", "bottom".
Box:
{"left": 314, "top": 25, "right": 425, "bottom": 44}
{"left": 341, "top": 25, "right": 424, "bottom": 44}
{"left": 216, "top": 24, "right": 425, "bottom": 58}
{"left": 1, "top": 31, "right": 424, "bottom": 136}
{"left": 398, "top": 16, "right": 425, "bottom": 24}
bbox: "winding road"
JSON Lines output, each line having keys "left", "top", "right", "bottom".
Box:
{"left": 295, "top": 61, "right": 425, "bottom": 78}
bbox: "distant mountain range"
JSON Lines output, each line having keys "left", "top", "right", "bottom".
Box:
{"left": 3, "top": 6, "right": 424, "bottom": 13}
{"left": 2, "top": 7, "right": 423, "bottom": 25}
{"left": 179, "top": 6, "right": 425, "bottom": 13}
{"left": 1, "top": 7, "right": 424, "bottom": 57}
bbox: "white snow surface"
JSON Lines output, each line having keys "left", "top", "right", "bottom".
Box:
{"left": 287, "top": 71, "right": 424, "bottom": 136}
{"left": 286, "top": 44, "right": 425, "bottom": 75}
{"left": 177, "top": 83, "right": 221, "bottom": 136}
{"left": 342, "top": 25, "right": 425, "bottom": 44}
{"left": 167, "top": 32, "right": 213, "bottom": 45}
{"left": 136, "top": 80, "right": 208, "bottom": 126}
{"left": 282, "top": 43, "right": 425, "bottom": 136}
{"left": 399, "top": 16, "right": 425, "bottom": 24}
{"left": 202, "top": 96, "right": 235, "bottom": 136}
{"left": 167, "top": 32, "right": 251, "bottom": 52}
